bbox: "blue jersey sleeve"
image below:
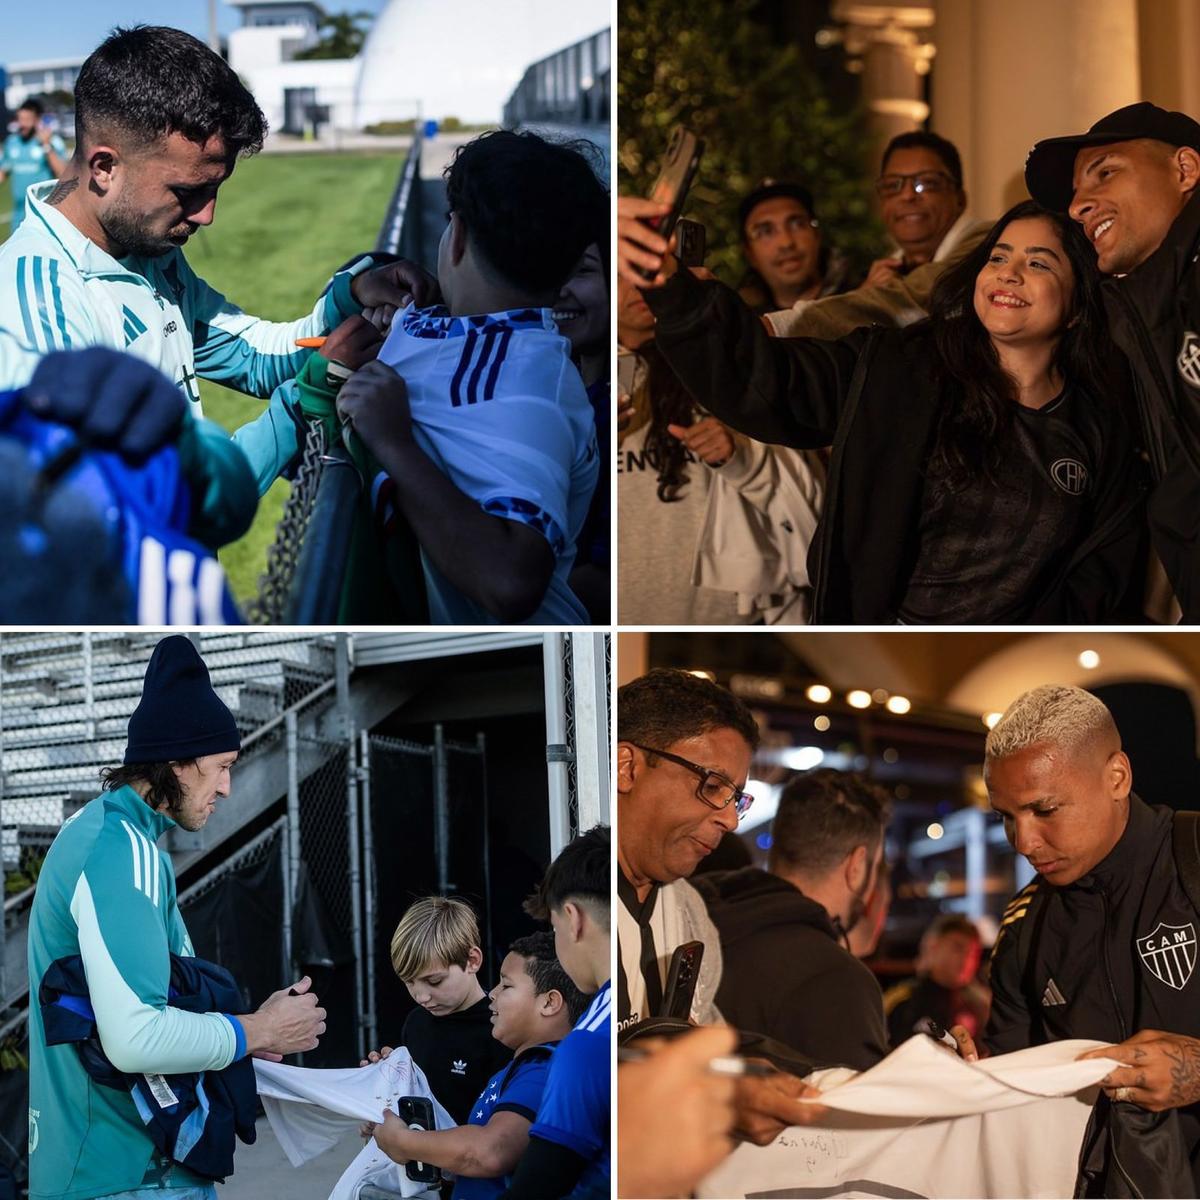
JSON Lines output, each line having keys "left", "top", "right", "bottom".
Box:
{"left": 527, "top": 1026, "right": 608, "bottom": 1160}
{"left": 494, "top": 1055, "right": 552, "bottom": 1122}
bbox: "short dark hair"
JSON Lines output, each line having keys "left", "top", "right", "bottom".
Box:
{"left": 769, "top": 769, "right": 891, "bottom": 876}
{"left": 74, "top": 25, "right": 267, "bottom": 155}
{"left": 444, "top": 130, "right": 608, "bottom": 295}
{"left": 17, "top": 99, "right": 44, "bottom": 118}
{"left": 508, "top": 930, "right": 588, "bottom": 1024}
{"left": 738, "top": 180, "right": 816, "bottom": 238}
{"left": 618, "top": 668, "right": 761, "bottom": 753}
{"left": 525, "top": 825, "right": 610, "bottom": 929}
{"left": 99, "top": 760, "right": 196, "bottom": 816}
{"left": 881, "top": 130, "right": 964, "bottom": 190}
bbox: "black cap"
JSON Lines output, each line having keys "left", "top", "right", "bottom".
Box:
{"left": 738, "top": 180, "right": 815, "bottom": 235}
{"left": 125, "top": 636, "right": 240, "bottom": 764}
{"left": 1025, "top": 101, "right": 1200, "bottom": 211}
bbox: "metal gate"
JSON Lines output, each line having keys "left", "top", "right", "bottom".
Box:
{"left": 293, "top": 728, "right": 491, "bottom": 1062}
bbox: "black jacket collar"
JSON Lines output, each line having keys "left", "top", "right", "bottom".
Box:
{"left": 1075, "top": 793, "right": 1160, "bottom": 891}
{"left": 1106, "top": 189, "right": 1200, "bottom": 326}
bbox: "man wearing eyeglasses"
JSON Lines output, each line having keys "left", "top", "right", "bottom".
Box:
{"left": 736, "top": 182, "right": 849, "bottom": 315}
{"left": 617, "top": 668, "right": 827, "bottom": 1147}
{"left": 864, "top": 131, "right": 973, "bottom": 288}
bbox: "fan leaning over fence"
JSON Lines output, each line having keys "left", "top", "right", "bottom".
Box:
{"left": 268, "top": 130, "right": 607, "bottom": 627}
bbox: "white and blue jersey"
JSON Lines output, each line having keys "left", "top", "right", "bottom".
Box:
{"left": 374, "top": 304, "right": 599, "bottom": 625}
{"left": 1, "top": 131, "right": 66, "bottom": 230}
{"left": 0, "top": 387, "right": 242, "bottom": 624}
{"left": 527, "top": 982, "right": 610, "bottom": 1199}
{"left": 453, "top": 1042, "right": 557, "bottom": 1200}
{"left": 0, "top": 180, "right": 372, "bottom": 494}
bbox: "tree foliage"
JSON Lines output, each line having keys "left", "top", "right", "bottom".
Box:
{"left": 618, "top": 0, "right": 884, "bottom": 284}
{"left": 292, "top": 9, "right": 374, "bottom": 61}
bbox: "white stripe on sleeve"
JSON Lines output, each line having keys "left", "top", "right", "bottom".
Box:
{"left": 120, "top": 819, "right": 143, "bottom": 895}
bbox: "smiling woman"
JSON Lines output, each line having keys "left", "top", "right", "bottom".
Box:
{"left": 619, "top": 198, "right": 1148, "bottom": 624}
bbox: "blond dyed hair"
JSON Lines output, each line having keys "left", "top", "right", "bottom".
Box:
{"left": 390, "top": 896, "right": 480, "bottom": 982}
{"left": 985, "top": 685, "right": 1118, "bottom": 761}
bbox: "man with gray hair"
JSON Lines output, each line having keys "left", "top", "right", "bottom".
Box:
{"left": 952, "top": 684, "right": 1200, "bottom": 1194}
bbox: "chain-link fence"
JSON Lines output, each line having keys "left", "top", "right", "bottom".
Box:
{"left": 362, "top": 730, "right": 493, "bottom": 1057}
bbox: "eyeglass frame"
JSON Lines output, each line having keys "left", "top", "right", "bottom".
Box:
{"left": 630, "top": 741, "right": 754, "bottom": 818}
{"left": 874, "top": 170, "right": 957, "bottom": 199}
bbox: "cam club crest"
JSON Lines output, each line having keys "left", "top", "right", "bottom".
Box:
{"left": 1137, "top": 921, "right": 1197, "bottom": 990}
{"left": 1179, "top": 331, "right": 1200, "bottom": 390}
{"left": 1051, "top": 458, "right": 1088, "bottom": 496}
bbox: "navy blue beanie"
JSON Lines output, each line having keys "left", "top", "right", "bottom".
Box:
{"left": 125, "top": 636, "right": 240, "bottom": 764}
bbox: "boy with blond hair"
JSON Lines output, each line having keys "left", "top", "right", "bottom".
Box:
{"left": 378, "top": 896, "right": 511, "bottom": 1126}
{"left": 367, "top": 930, "right": 587, "bottom": 1199}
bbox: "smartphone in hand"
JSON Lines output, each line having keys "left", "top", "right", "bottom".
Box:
{"left": 639, "top": 127, "right": 704, "bottom": 280}
{"left": 396, "top": 1096, "right": 440, "bottom": 1184}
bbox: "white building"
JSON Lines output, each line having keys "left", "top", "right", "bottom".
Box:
{"left": 5, "top": 0, "right": 610, "bottom": 137}
{"left": 355, "top": 0, "right": 610, "bottom": 128}
{"left": 226, "top": 0, "right": 360, "bottom": 134}
{"left": 4, "top": 58, "right": 84, "bottom": 115}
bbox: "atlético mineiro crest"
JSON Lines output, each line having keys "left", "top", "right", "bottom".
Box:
{"left": 1178, "top": 332, "right": 1200, "bottom": 390}
{"left": 1051, "top": 458, "right": 1088, "bottom": 496}
{"left": 1137, "top": 922, "right": 1197, "bottom": 990}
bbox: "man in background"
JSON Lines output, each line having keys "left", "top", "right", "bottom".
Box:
{"left": 884, "top": 914, "right": 986, "bottom": 1047}
{"left": 0, "top": 99, "right": 66, "bottom": 232}
{"left": 694, "top": 768, "right": 891, "bottom": 1070}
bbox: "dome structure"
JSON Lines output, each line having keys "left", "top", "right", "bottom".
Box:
{"left": 355, "top": 0, "right": 608, "bottom": 127}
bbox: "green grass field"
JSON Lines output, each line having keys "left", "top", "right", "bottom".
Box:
{"left": 2, "top": 152, "right": 403, "bottom": 606}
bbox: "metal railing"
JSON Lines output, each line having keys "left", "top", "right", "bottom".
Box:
{"left": 376, "top": 132, "right": 425, "bottom": 258}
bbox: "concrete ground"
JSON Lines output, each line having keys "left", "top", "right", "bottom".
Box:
{"left": 219, "top": 1115, "right": 366, "bottom": 1199}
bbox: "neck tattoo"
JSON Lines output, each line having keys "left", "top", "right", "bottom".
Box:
{"left": 46, "top": 178, "right": 79, "bottom": 207}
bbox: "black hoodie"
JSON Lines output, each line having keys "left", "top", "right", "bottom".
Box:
{"left": 691, "top": 867, "right": 888, "bottom": 1071}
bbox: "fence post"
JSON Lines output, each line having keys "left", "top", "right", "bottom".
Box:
{"left": 346, "top": 734, "right": 365, "bottom": 1062}
{"left": 285, "top": 710, "right": 299, "bottom": 980}
{"left": 337, "top": 636, "right": 366, "bottom": 1061}
{"left": 360, "top": 730, "right": 377, "bottom": 1052}
{"left": 433, "top": 723, "right": 450, "bottom": 894}
{"left": 570, "top": 633, "right": 609, "bottom": 832}
{"left": 477, "top": 731, "right": 492, "bottom": 973}
{"left": 542, "top": 633, "right": 572, "bottom": 858}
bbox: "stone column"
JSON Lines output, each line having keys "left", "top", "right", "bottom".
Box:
{"left": 1137, "top": 0, "right": 1200, "bottom": 120}
{"left": 830, "top": 2, "right": 937, "bottom": 173}
{"left": 931, "top": 0, "right": 1140, "bottom": 219}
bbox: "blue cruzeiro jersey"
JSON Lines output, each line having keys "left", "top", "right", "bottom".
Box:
{"left": 373, "top": 304, "right": 600, "bottom": 625}
{"left": 528, "top": 981, "right": 610, "bottom": 1199}
{"left": 452, "top": 1042, "right": 557, "bottom": 1200}
{"left": 0, "top": 388, "right": 241, "bottom": 624}
{"left": 1, "top": 131, "right": 66, "bottom": 229}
